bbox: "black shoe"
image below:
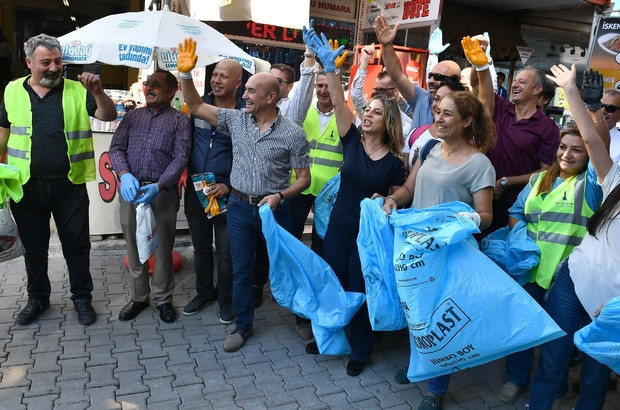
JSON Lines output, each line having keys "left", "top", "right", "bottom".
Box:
{"left": 183, "top": 289, "right": 218, "bottom": 316}
{"left": 157, "top": 302, "right": 177, "bottom": 323}
{"left": 17, "top": 299, "right": 50, "bottom": 325}
{"left": 218, "top": 301, "right": 236, "bottom": 325}
{"left": 346, "top": 359, "right": 365, "bottom": 376}
{"left": 74, "top": 299, "right": 96, "bottom": 325}
{"left": 305, "top": 341, "right": 319, "bottom": 355}
{"left": 253, "top": 285, "right": 263, "bottom": 308}
{"left": 118, "top": 300, "right": 150, "bottom": 321}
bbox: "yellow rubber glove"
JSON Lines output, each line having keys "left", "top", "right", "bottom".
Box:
{"left": 461, "top": 36, "right": 488, "bottom": 69}
{"left": 204, "top": 194, "right": 220, "bottom": 217}
{"left": 328, "top": 38, "right": 349, "bottom": 69}
{"left": 178, "top": 37, "right": 198, "bottom": 74}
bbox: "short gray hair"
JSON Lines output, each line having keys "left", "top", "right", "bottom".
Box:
{"left": 604, "top": 89, "right": 620, "bottom": 98}
{"left": 24, "top": 34, "right": 61, "bottom": 60}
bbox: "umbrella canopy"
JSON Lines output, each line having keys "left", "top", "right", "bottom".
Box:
{"left": 58, "top": 7, "right": 255, "bottom": 73}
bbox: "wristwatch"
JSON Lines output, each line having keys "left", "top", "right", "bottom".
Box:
{"left": 499, "top": 177, "right": 508, "bottom": 189}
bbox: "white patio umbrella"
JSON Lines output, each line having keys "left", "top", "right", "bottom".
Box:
{"left": 58, "top": 5, "right": 255, "bottom": 73}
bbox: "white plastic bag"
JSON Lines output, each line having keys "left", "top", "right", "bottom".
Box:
{"left": 136, "top": 203, "right": 159, "bottom": 264}
{"left": 0, "top": 201, "right": 25, "bottom": 263}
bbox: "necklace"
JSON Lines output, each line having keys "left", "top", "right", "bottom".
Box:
{"left": 363, "top": 137, "right": 384, "bottom": 157}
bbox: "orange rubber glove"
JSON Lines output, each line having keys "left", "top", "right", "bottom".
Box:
{"left": 178, "top": 37, "right": 198, "bottom": 74}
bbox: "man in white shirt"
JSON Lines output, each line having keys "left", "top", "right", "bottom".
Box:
{"left": 602, "top": 89, "right": 620, "bottom": 163}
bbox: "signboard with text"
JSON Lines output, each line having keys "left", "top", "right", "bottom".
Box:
{"left": 588, "top": 15, "right": 620, "bottom": 90}
{"left": 359, "top": 0, "right": 441, "bottom": 30}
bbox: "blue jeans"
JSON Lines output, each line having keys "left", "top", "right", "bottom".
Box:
{"left": 290, "top": 193, "right": 323, "bottom": 257}
{"left": 227, "top": 192, "right": 292, "bottom": 332}
{"left": 529, "top": 260, "right": 611, "bottom": 410}
{"left": 185, "top": 188, "right": 232, "bottom": 305}
{"left": 505, "top": 282, "right": 548, "bottom": 386}
{"left": 428, "top": 374, "right": 451, "bottom": 397}
{"left": 11, "top": 178, "right": 92, "bottom": 302}
{"left": 323, "top": 219, "right": 372, "bottom": 363}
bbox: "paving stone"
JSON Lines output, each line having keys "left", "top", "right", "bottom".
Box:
{"left": 22, "top": 393, "right": 58, "bottom": 409}
{"left": 164, "top": 345, "right": 194, "bottom": 366}
{"left": 114, "top": 369, "right": 149, "bottom": 396}
{"left": 365, "top": 381, "right": 409, "bottom": 408}
{"left": 57, "top": 357, "right": 89, "bottom": 382}
{"left": 87, "top": 345, "right": 117, "bottom": 367}
{"left": 1, "top": 347, "right": 34, "bottom": 367}
{"left": 54, "top": 380, "right": 89, "bottom": 407}
{"left": 0, "top": 365, "right": 31, "bottom": 388}
{"left": 59, "top": 340, "right": 89, "bottom": 360}
{"left": 24, "top": 372, "right": 60, "bottom": 397}
{"left": 350, "top": 397, "right": 381, "bottom": 409}
{"left": 0, "top": 386, "right": 28, "bottom": 410}
{"left": 112, "top": 351, "right": 143, "bottom": 374}
{"left": 85, "top": 385, "right": 122, "bottom": 409}
{"left": 173, "top": 384, "right": 208, "bottom": 408}
{"left": 286, "top": 386, "right": 330, "bottom": 410}
{"left": 85, "top": 364, "right": 118, "bottom": 389}
{"left": 143, "top": 376, "right": 180, "bottom": 406}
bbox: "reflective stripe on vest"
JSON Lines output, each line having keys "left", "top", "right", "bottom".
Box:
{"left": 524, "top": 171, "right": 594, "bottom": 289}
{"left": 293, "top": 109, "right": 343, "bottom": 196}
{"left": 4, "top": 77, "right": 96, "bottom": 185}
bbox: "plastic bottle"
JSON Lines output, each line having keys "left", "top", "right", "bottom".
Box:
{"left": 181, "top": 102, "right": 189, "bottom": 115}
{"left": 172, "top": 97, "right": 182, "bottom": 111}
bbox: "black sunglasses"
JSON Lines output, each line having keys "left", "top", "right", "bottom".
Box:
{"left": 276, "top": 77, "right": 291, "bottom": 85}
{"left": 143, "top": 80, "right": 164, "bottom": 88}
{"left": 602, "top": 104, "right": 619, "bottom": 113}
{"left": 428, "top": 73, "right": 459, "bottom": 82}
{"left": 372, "top": 87, "right": 397, "bottom": 92}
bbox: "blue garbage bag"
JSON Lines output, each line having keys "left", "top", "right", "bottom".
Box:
{"left": 479, "top": 220, "right": 539, "bottom": 285}
{"left": 357, "top": 197, "right": 407, "bottom": 331}
{"left": 259, "top": 204, "right": 365, "bottom": 355}
{"left": 387, "top": 201, "right": 564, "bottom": 382}
{"left": 574, "top": 296, "right": 620, "bottom": 373}
{"left": 314, "top": 173, "right": 340, "bottom": 239}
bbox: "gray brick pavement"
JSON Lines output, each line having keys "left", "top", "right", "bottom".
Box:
{"left": 0, "top": 234, "right": 618, "bottom": 409}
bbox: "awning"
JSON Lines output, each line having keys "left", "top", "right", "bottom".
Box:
{"left": 440, "top": 1, "right": 527, "bottom": 61}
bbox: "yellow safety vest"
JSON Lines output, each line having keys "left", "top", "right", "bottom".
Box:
{"left": 292, "top": 108, "right": 343, "bottom": 196}
{"left": 4, "top": 77, "right": 96, "bottom": 186}
{"left": 524, "top": 171, "right": 594, "bottom": 289}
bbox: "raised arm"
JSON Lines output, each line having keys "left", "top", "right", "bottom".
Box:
{"left": 178, "top": 38, "right": 218, "bottom": 126}
{"left": 304, "top": 25, "right": 355, "bottom": 136}
{"left": 78, "top": 72, "right": 116, "bottom": 121}
{"left": 373, "top": 15, "right": 415, "bottom": 102}
{"left": 462, "top": 36, "right": 494, "bottom": 114}
{"left": 350, "top": 43, "right": 375, "bottom": 118}
{"left": 547, "top": 64, "right": 613, "bottom": 181}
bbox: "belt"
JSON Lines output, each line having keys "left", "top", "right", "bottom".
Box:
{"left": 140, "top": 180, "right": 155, "bottom": 187}
{"left": 231, "top": 188, "right": 266, "bottom": 206}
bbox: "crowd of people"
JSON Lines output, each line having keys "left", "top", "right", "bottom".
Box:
{"left": 1, "top": 12, "right": 619, "bottom": 410}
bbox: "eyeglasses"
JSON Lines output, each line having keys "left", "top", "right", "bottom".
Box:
{"left": 276, "top": 77, "right": 291, "bottom": 85}
{"left": 143, "top": 80, "right": 163, "bottom": 88}
{"left": 372, "top": 87, "right": 397, "bottom": 93}
{"left": 602, "top": 104, "right": 619, "bottom": 113}
{"left": 428, "top": 73, "right": 460, "bottom": 82}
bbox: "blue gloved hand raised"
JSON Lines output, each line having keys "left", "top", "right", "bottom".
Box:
{"left": 119, "top": 173, "right": 139, "bottom": 203}
{"left": 428, "top": 27, "right": 450, "bottom": 55}
{"left": 134, "top": 183, "right": 160, "bottom": 206}
{"left": 302, "top": 18, "right": 316, "bottom": 47}
{"left": 303, "top": 29, "right": 345, "bottom": 73}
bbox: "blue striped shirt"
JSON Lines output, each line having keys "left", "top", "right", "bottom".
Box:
{"left": 109, "top": 105, "right": 190, "bottom": 189}
{"left": 217, "top": 107, "right": 310, "bottom": 195}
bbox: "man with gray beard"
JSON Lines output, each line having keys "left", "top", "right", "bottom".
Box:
{"left": 0, "top": 33, "right": 116, "bottom": 326}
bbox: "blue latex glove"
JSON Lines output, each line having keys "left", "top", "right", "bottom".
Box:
{"left": 428, "top": 27, "right": 450, "bottom": 55}
{"left": 302, "top": 19, "right": 316, "bottom": 46}
{"left": 119, "top": 173, "right": 139, "bottom": 203}
{"left": 304, "top": 31, "right": 344, "bottom": 73}
{"left": 134, "top": 183, "right": 160, "bottom": 206}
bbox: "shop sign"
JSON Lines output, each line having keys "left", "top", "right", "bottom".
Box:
{"left": 310, "top": 0, "right": 357, "bottom": 20}
{"left": 517, "top": 46, "right": 534, "bottom": 65}
{"left": 359, "top": 0, "right": 440, "bottom": 30}
{"left": 588, "top": 16, "right": 620, "bottom": 90}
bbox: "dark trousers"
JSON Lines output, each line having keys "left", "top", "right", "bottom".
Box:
{"left": 323, "top": 219, "right": 372, "bottom": 363}
{"left": 290, "top": 193, "right": 324, "bottom": 257}
{"left": 184, "top": 188, "right": 233, "bottom": 305}
{"left": 11, "top": 178, "right": 93, "bottom": 302}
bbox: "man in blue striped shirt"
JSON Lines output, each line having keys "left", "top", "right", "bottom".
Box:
{"left": 179, "top": 38, "right": 310, "bottom": 352}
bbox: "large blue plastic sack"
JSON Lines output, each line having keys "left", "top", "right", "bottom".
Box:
{"left": 386, "top": 201, "right": 564, "bottom": 382}
{"left": 574, "top": 296, "right": 620, "bottom": 373}
{"left": 314, "top": 173, "right": 340, "bottom": 239}
{"left": 479, "top": 220, "right": 539, "bottom": 285}
{"left": 357, "top": 197, "right": 407, "bottom": 331}
{"left": 259, "top": 204, "right": 365, "bottom": 355}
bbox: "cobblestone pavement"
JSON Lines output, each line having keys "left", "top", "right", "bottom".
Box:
{"left": 0, "top": 235, "right": 618, "bottom": 409}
